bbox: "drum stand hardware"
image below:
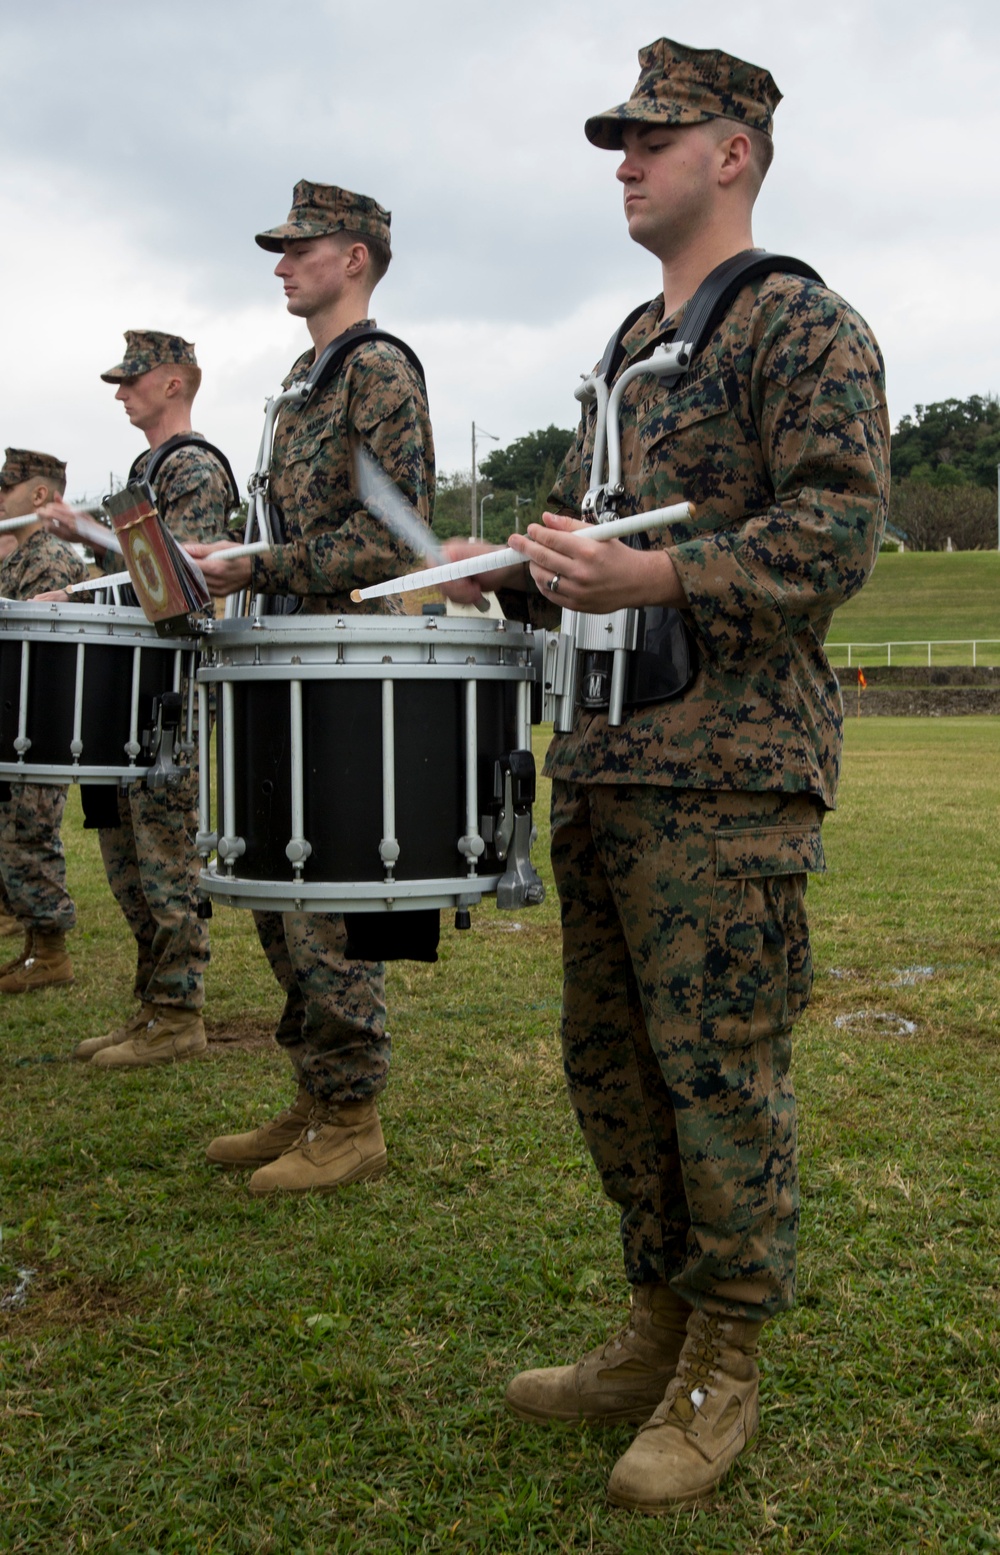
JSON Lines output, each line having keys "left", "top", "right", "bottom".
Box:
{"left": 143, "top": 692, "right": 186, "bottom": 792}
{"left": 481, "top": 751, "right": 545, "bottom": 911}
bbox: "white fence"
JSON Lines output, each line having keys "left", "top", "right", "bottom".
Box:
{"left": 827, "top": 639, "right": 1000, "bottom": 667}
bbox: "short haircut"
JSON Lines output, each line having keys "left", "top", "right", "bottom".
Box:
{"left": 338, "top": 228, "right": 392, "bottom": 286}
{"left": 746, "top": 125, "right": 774, "bottom": 188}
{"left": 707, "top": 118, "right": 773, "bottom": 199}
{"left": 175, "top": 363, "right": 203, "bottom": 401}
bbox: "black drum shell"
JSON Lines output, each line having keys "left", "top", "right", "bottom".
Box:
{"left": 219, "top": 676, "right": 520, "bottom": 883}
{"left": 0, "top": 633, "right": 176, "bottom": 771}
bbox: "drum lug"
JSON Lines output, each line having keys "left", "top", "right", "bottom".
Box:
{"left": 217, "top": 834, "right": 247, "bottom": 863}
{"left": 285, "top": 838, "right": 313, "bottom": 870}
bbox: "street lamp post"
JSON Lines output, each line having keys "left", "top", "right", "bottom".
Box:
{"left": 471, "top": 422, "right": 499, "bottom": 538}
{"left": 479, "top": 492, "right": 494, "bottom": 541}
{"left": 514, "top": 496, "right": 532, "bottom": 533}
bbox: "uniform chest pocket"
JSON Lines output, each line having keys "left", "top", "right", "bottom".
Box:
{"left": 634, "top": 370, "right": 734, "bottom": 457}
{"left": 281, "top": 418, "right": 338, "bottom": 470}
{"left": 630, "top": 371, "right": 761, "bottom": 514}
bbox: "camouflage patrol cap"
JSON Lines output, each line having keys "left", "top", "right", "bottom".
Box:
{"left": 0, "top": 447, "right": 67, "bottom": 491}
{"left": 255, "top": 180, "right": 391, "bottom": 253}
{"left": 100, "top": 330, "right": 198, "bottom": 383}
{"left": 585, "top": 37, "right": 782, "bottom": 149}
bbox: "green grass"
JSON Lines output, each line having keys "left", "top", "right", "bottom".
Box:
{"left": 826, "top": 551, "right": 1000, "bottom": 665}
{"left": 2, "top": 720, "right": 999, "bottom": 1553}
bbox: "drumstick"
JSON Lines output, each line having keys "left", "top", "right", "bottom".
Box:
{"left": 0, "top": 514, "right": 39, "bottom": 534}
{"left": 352, "top": 439, "right": 490, "bottom": 611}
{"left": 64, "top": 540, "right": 273, "bottom": 594}
{"left": 350, "top": 502, "right": 695, "bottom": 602}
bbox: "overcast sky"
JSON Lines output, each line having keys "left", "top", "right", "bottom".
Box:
{"left": 1, "top": 0, "right": 997, "bottom": 503}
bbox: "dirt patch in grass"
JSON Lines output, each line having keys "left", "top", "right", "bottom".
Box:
{"left": 0, "top": 1268, "right": 144, "bottom": 1337}
{"left": 205, "top": 1016, "right": 274, "bottom": 1052}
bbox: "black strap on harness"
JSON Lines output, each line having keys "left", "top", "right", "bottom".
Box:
{"left": 300, "top": 326, "right": 426, "bottom": 404}
{"left": 127, "top": 433, "right": 240, "bottom": 511}
{"left": 598, "top": 250, "right": 824, "bottom": 391}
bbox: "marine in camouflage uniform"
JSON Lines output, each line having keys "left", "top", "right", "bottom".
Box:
{"left": 490, "top": 40, "right": 890, "bottom": 1510}
{"left": 0, "top": 449, "right": 84, "bottom": 993}
{"left": 199, "top": 182, "right": 434, "bottom": 1194}
{"left": 71, "top": 332, "right": 233, "bottom": 1067}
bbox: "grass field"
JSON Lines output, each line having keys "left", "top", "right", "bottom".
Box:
{"left": 2, "top": 720, "right": 999, "bottom": 1554}
{"left": 826, "top": 551, "right": 1000, "bottom": 666}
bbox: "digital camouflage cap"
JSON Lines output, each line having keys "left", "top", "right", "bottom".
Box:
{"left": 585, "top": 37, "right": 782, "bottom": 149}
{"left": 0, "top": 447, "right": 67, "bottom": 491}
{"left": 100, "top": 330, "right": 198, "bottom": 383}
{"left": 255, "top": 180, "right": 392, "bottom": 253}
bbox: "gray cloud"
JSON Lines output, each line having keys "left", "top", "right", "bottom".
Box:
{"left": 1, "top": 0, "right": 998, "bottom": 489}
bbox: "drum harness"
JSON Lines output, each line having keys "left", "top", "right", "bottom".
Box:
{"left": 543, "top": 249, "right": 822, "bottom": 732}
{"left": 230, "top": 325, "right": 426, "bottom": 620}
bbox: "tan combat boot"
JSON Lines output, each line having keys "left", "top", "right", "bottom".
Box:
{"left": 505, "top": 1284, "right": 691, "bottom": 1425}
{"left": 247, "top": 1099, "right": 387, "bottom": 1196}
{"left": 74, "top": 1004, "right": 158, "bottom": 1062}
{"left": 0, "top": 931, "right": 73, "bottom": 994}
{"left": 90, "top": 1006, "right": 207, "bottom": 1068}
{"left": 0, "top": 906, "right": 22, "bottom": 939}
{"left": 607, "top": 1307, "right": 762, "bottom": 1512}
{"left": 205, "top": 1087, "right": 313, "bottom": 1168}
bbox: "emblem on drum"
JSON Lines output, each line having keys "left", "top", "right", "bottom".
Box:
{"left": 584, "top": 670, "right": 607, "bottom": 702}
{"left": 128, "top": 532, "right": 169, "bottom": 611}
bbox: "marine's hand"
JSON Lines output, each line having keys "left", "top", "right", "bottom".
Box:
{"left": 33, "top": 588, "right": 70, "bottom": 602}
{"left": 439, "top": 538, "right": 526, "bottom": 605}
{"left": 186, "top": 540, "right": 253, "bottom": 598}
{"left": 39, "top": 498, "right": 103, "bottom": 547}
{"left": 509, "top": 512, "right": 685, "bottom": 613}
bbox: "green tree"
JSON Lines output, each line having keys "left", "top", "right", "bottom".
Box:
{"left": 892, "top": 395, "right": 1000, "bottom": 487}
{"left": 479, "top": 425, "right": 575, "bottom": 494}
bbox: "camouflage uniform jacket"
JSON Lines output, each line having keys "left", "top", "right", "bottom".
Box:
{"left": 130, "top": 435, "right": 232, "bottom": 545}
{"left": 527, "top": 273, "right": 889, "bottom": 810}
{"left": 0, "top": 528, "right": 86, "bottom": 598}
{"left": 249, "top": 319, "right": 436, "bottom": 615}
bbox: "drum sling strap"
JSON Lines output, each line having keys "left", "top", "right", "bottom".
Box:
{"left": 81, "top": 436, "right": 239, "bottom": 829}
{"left": 583, "top": 250, "right": 823, "bottom": 715}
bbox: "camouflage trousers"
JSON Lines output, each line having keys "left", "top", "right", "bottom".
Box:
{"left": 551, "top": 779, "right": 825, "bottom": 1323}
{"left": 253, "top": 910, "right": 388, "bottom": 1105}
{"left": 98, "top": 766, "right": 208, "bottom": 1010}
{"left": 0, "top": 783, "right": 76, "bottom": 933}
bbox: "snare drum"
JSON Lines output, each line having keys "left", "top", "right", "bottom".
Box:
{"left": 197, "top": 613, "right": 545, "bottom": 916}
{"left": 0, "top": 600, "right": 198, "bottom": 783}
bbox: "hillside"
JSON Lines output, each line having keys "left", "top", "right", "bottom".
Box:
{"left": 827, "top": 550, "right": 1000, "bottom": 649}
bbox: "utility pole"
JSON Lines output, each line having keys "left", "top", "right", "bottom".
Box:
{"left": 470, "top": 422, "right": 499, "bottom": 539}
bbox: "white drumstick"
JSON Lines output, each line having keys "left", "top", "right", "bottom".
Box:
{"left": 350, "top": 502, "right": 695, "bottom": 602}
{"left": 63, "top": 540, "right": 273, "bottom": 595}
{"left": 0, "top": 514, "right": 38, "bottom": 534}
{"left": 66, "top": 571, "right": 129, "bottom": 593}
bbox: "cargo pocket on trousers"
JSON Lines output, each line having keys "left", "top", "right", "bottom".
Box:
{"left": 701, "top": 824, "right": 825, "bottom": 1045}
